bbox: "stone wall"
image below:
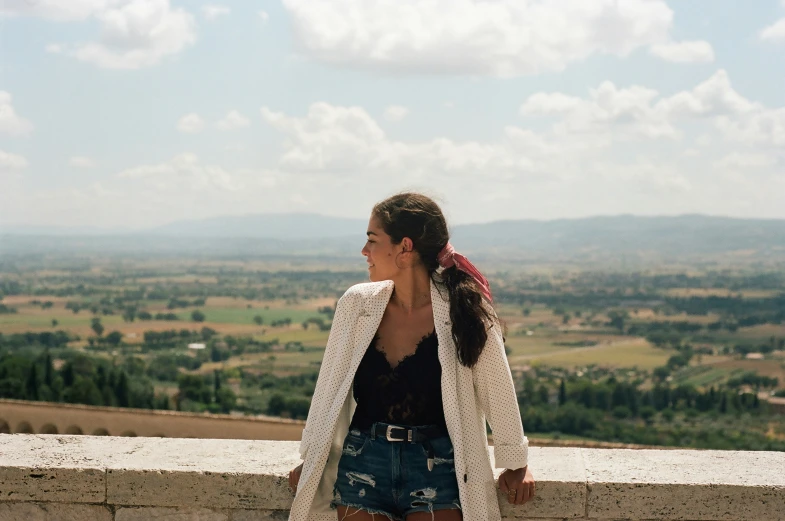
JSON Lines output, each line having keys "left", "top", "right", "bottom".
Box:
{"left": 1, "top": 434, "right": 783, "bottom": 521}
{"left": 0, "top": 398, "right": 305, "bottom": 440}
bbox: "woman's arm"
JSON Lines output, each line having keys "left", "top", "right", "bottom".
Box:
{"left": 471, "top": 313, "right": 529, "bottom": 471}
{"left": 298, "top": 289, "right": 359, "bottom": 460}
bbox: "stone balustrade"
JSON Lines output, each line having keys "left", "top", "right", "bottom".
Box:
{"left": 0, "top": 434, "right": 783, "bottom": 521}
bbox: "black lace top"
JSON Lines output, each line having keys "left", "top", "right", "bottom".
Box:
{"left": 350, "top": 330, "right": 447, "bottom": 430}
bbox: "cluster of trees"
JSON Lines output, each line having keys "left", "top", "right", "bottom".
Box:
{"left": 0, "top": 335, "right": 238, "bottom": 414}
{"left": 241, "top": 370, "right": 317, "bottom": 419}
{"left": 142, "top": 328, "right": 217, "bottom": 347}
{"left": 176, "top": 371, "right": 236, "bottom": 413}
{"left": 516, "top": 375, "right": 784, "bottom": 450}
{"left": 136, "top": 311, "right": 181, "bottom": 321}
{"left": 0, "top": 349, "right": 168, "bottom": 410}
{"left": 166, "top": 297, "right": 206, "bottom": 309}
{"left": 302, "top": 317, "right": 330, "bottom": 331}
{"left": 1, "top": 331, "right": 71, "bottom": 350}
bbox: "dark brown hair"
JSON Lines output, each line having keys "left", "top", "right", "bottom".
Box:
{"left": 372, "top": 192, "right": 497, "bottom": 368}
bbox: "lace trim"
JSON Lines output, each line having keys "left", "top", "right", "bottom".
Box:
{"left": 370, "top": 330, "right": 436, "bottom": 371}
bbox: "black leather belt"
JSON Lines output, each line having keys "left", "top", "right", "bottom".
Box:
{"left": 369, "top": 422, "right": 449, "bottom": 472}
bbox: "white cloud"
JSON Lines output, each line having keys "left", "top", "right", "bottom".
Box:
{"left": 51, "top": 0, "right": 197, "bottom": 69}
{"left": 261, "top": 103, "right": 535, "bottom": 177}
{"left": 258, "top": 10, "right": 269, "bottom": 23}
{"left": 260, "top": 101, "right": 634, "bottom": 185}
{"left": 0, "top": 0, "right": 108, "bottom": 21}
{"left": 202, "top": 4, "right": 230, "bottom": 20}
{"left": 0, "top": 150, "right": 29, "bottom": 171}
{"left": 282, "top": 0, "right": 675, "bottom": 77}
{"left": 117, "top": 153, "right": 244, "bottom": 191}
{"left": 0, "top": 91, "right": 34, "bottom": 136}
{"left": 519, "top": 70, "right": 785, "bottom": 152}
{"left": 760, "top": 18, "right": 785, "bottom": 43}
{"left": 383, "top": 105, "right": 409, "bottom": 122}
{"left": 520, "top": 81, "right": 678, "bottom": 139}
{"left": 649, "top": 40, "right": 715, "bottom": 63}
{"left": 216, "top": 110, "right": 251, "bottom": 131}
{"left": 715, "top": 109, "right": 785, "bottom": 147}
{"left": 69, "top": 156, "right": 96, "bottom": 168}
{"left": 715, "top": 153, "right": 777, "bottom": 170}
{"left": 656, "top": 70, "right": 759, "bottom": 117}
{"left": 177, "top": 113, "right": 205, "bottom": 134}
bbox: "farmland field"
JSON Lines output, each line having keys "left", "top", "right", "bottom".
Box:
{"left": 2, "top": 256, "right": 784, "bottom": 450}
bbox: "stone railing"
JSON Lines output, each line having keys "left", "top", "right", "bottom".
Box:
{"left": 1, "top": 434, "right": 783, "bottom": 521}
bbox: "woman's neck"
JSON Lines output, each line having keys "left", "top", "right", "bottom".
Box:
{"left": 390, "top": 268, "right": 431, "bottom": 314}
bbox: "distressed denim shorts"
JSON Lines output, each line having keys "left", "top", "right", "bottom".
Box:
{"left": 330, "top": 422, "right": 462, "bottom": 520}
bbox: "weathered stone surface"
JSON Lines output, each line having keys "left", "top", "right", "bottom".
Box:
{"left": 229, "top": 510, "right": 290, "bottom": 521}
{"left": 583, "top": 448, "right": 785, "bottom": 520}
{"left": 106, "top": 438, "right": 300, "bottom": 509}
{"left": 115, "top": 507, "right": 229, "bottom": 521}
{"left": 0, "top": 435, "right": 108, "bottom": 503}
{"left": 0, "top": 502, "right": 111, "bottom": 521}
{"left": 4, "top": 435, "right": 785, "bottom": 521}
{"left": 494, "top": 447, "right": 587, "bottom": 519}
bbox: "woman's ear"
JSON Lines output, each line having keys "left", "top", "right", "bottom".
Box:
{"left": 401, "top": 237, "right": 413, "bottom": 254}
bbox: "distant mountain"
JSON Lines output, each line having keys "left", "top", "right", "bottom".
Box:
{"left": 451, "top": 214, "right": 785, "bottom": 256}
{"left": 2, "top": 214, "right": 784, "bottom": 264}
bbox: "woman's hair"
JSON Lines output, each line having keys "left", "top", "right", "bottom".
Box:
{"left": 372, "top": 192, "right": 498, "bottom": 368}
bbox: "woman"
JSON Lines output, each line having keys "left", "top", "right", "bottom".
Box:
{"left": 288, "top": 193, "right": 535, "bottom": 521}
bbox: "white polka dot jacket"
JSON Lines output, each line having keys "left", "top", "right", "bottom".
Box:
{"left": 288, "top": 279, "right": 530, "bottom": 521}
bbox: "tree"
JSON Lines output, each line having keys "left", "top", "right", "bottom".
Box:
{"left": 607, "top": 310, "right": 627, "bottom": 332}
{"left": 63, "top": 377, "right": 103, "bottom": 405}
{"left": 61, "top": 362, "right": 75, "bottom": 387}
{"left": 43, "top": 351, "right": 53, "bottom": 387}
{"left": 537, "top": 384, "right": 549, "bottom": 405}
{"left": 268, "top": 393, "right": 286, "bottom": 415}
{"left": 191, "top": 310, "right": 206, "bottom": 322}
{"left": 653, "top": 366, "right": 671, "bottom": 382}
{"left": 558, "top": 379, "right": 566, "bottom": 406}
{"left": 51, "top": 319, "right": 58, "bottom": 328}
{"left": 253, "top": 315, "right": 264, "bottom": 326}
{"left": 25, "top": 364, "right": 39, "bottom": 400}
{"left": 105, "top": 331, "right": 123, "bottom": 347}
{"left": 91, "top": 318, "right": 104, "bottom": 337}
{"left": 115, "top": 372, "right": 130, "bottom": 407}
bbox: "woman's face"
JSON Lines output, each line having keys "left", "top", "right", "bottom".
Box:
{"left": 361, "top": 215, "right": 409, "bottom": 282}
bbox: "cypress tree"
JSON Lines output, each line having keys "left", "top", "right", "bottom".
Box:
{"left": 44, "top": 351, "right": 53, "bottom": 387}
{"left": 25, "top": 364, "right": 39, "bottom": 400}
{"left": 558, "top": 379, "right": 566, "bottom": 406}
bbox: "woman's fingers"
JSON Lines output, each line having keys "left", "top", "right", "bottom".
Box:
{"left": 519, "top": 480, "right": 535, "bottom": 504}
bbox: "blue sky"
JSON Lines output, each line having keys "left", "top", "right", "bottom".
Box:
{"left": 1, "top": 0, "right": 784, "bottom": 229}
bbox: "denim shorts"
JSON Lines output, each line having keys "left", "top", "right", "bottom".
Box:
{"left": 330, "top": 422, "right": 462, "bottom": 520}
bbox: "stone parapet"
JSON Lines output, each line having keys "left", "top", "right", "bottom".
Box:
{"left": 0, "top": 434, "right": 783, "bottom": 521}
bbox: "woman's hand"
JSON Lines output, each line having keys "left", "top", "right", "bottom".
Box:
{"left": 498, "top": 465, "right": 535, "bottom": 505}
{"left": 288, "top": 462, "right": 303, "bottom": 495}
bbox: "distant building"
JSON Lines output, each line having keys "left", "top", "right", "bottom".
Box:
{"left": 745, "top": 353, "right": 764, "bottom": 360}
{"left": 188, "top": 343, "right": 206, "bottom": 350}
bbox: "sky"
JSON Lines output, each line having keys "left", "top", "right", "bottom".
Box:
{"left": 0, "top": 0, "right": 784, "bottom": 230}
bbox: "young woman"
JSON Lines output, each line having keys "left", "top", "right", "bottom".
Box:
{"left": 287, "top": 193, "right": 535, "bottom": 521}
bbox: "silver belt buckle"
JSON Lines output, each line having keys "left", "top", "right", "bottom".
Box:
{"left": 386, "top": 425, "right": 401, "bottom": 441}
{"left": 385, "top": 425, "right": 413, "bottom": 442}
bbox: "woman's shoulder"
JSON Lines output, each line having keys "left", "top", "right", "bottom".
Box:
{"left": 341, "top": 280, "right": 394, "bottom": 300}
